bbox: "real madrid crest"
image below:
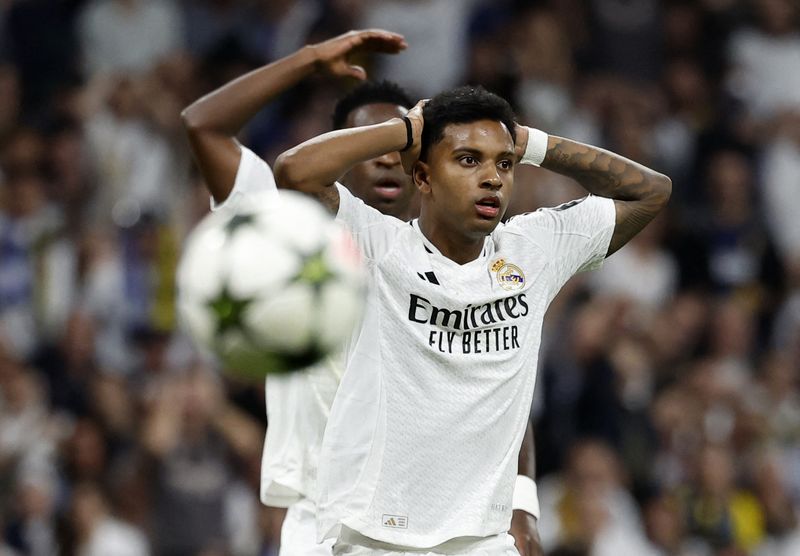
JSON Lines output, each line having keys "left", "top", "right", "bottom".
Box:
{"left": 491, "top": 258, "right": 525, "bottom": 291}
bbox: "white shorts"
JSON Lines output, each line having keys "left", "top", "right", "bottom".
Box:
{"left": 279, "top": 498, "right": 334, "bottom": 556}
{"left": 332, "top": 526, "right": 519, "bottom": 555}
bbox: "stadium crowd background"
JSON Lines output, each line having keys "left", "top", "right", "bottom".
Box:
{"left": 1, "top": 0, "right": 800, "bottom": 554}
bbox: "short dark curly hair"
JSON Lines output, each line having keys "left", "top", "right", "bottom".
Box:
{"left": 331, "top": 80, "right": 414, "bottom": 130}
{"left": 420, "top": 85, "right": 516, "bottom": 162}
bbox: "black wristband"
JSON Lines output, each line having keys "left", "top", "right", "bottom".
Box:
{"left": 400, "top": 116, "right": 413, "bottom": 152}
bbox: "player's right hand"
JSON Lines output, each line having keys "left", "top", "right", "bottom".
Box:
{"left": 401, "top": 99, "right": 426, "bottom": 176}
{"left": 310, "top": 29, "right": 407, "bottom": 80}
{"left": 514, "top": 123, "right": 530, "bottom": 163}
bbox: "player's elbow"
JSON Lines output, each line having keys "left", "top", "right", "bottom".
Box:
{"left": 648, "top": 171, "right": 672, "bottom": 211}
{"left": 180, "top": 102, "right": 219, "bottom": 136}
{"left": 180, "top": 105, "right": 199, "bottom": 131}
{"left": 273, "top": 149, "right": 307, "bottom": 191}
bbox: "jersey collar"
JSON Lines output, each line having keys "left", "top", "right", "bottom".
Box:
{"left": 409, "top": 219, "right": 494, "bottom": 267}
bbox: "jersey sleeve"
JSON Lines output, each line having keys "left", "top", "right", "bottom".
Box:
{"left": 509, "top": 195, "right": 616, "bottom": 292}
{"left": 335, "top": 183, "right": 402, "bottom": 262}
{"left": 210, "top": 146, "right": 279, "bottom": 214}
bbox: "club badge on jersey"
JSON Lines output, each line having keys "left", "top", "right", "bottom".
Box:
{"left": 491, "top": 258, "right": 526, "bottom": 291}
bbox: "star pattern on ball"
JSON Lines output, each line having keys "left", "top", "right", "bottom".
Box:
{"left": 224, "top": 213, "right": 255, "bottom": 236}
{"left": 290, "top": 249, "right": 334, "bottom": 291}
{"left": 207, "top": 284, "right": 253, "bottom": 335}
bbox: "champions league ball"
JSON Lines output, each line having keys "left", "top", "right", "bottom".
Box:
{"left": 176, "top": 191, "right": 366, "bottom": 378}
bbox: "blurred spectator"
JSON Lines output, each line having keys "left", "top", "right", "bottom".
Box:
{"left": 642, "top": 493, "right": 705, "bottom": 556}
{"left": 747, "top": 352, "right": 800, "bottom": 447}
{"left": 69, "top": 481, "right": 149, "bottom": 556}
{"left": 538, "top": 439, "right": 652, "bottom": 555}
{"left": 44, "top": 118, "right": 93, "bottom": 235}
{"left": 705, "top": 297, "right": 758, "bottom": 396}
{"left": 647, "top": 291, "right": 710, "bottom": 373}
{"left": 676, "top": 443, "right": 765, "bottom": 553}
{"left": 585, "top": 0, "right": 663, "bottom": 82}
{"left": 359, "top": 0, "right": 487, "bottom": 97}
{"left": 512, "top": 9, "right": 600, "bottom": 145}
{"left": 750, "top": 449, "right": 797, "bottom": 541}
{"left": 727, "top": 0, "right": 800, "bottom": 123}
{"left": 653, "top": 57, "right": 713, "bottom": 192}
{"left": 727, "top": 0, "right": 800, "bottom": 275}
{"left": 74, "top": 234, "right": 133, "bottom": 374}
{"left": 141, "top": 366, "right": 261, "bottom": 555}
{"left": 82, "top": 76, "right": 183, "bottom": 229}
{"left": 700, "top": 149, "right": 780, "bottom": 293}
{"left": 0, "top": 131, "right": 75, "bottom": 360}
{"left": 238, "top": 0, "right": 323, "bottom": 62}
{"left": 590, "top": 214, "right": 678, "bottom": 311}
{"left": 181, "top": 0, "right": 245, "bottom": 59}
{"left": 78, "top": 0, "right": 185, "bottom": 78}
{"left": 0, "top": 360, "right": 59, "bottom": 501}
{"left": 4, "top": 466, "right": 59, "bottom": 556}
{"left": 537, "top": 298, "right": 622, "bottom": 472}
{"left": 761, "top": 132, "right": 800, "bottom": 268}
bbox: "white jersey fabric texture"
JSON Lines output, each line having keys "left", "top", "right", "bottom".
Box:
{"left": 210, "top": 146, "right": 340, "bottom": 509}
{"left": 317, "top": 185, "right": 616, "bottom": 548}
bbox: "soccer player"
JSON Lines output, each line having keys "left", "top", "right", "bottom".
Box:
{"left": 182, "top": 31, "right": 542, "bottom": 555}
{"left": 274, "top": 86, "right": 671, "bottom": 554}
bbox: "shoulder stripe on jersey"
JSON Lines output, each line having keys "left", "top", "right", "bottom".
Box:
{"left": 506, "top": 196, "right": 590, "bottom": 223}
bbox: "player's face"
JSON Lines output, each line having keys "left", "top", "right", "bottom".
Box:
{"left": 341, "top": 103, "right": 416, "bottom": 219}
{"left": 418, "top": 120, "right": 515, "bottom": 239}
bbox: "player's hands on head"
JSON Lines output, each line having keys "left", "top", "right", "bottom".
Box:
{"left": 514, "top": 123, "right": 530, "bottom": 163}
{"left": 311, "top": 29, "right": 407, "bottom": 80}
{"left": 401, "top": 99, "right": 427, "bottom": 176}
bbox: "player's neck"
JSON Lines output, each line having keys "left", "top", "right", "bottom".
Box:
{"left": 417, "top": 215, "right": 484, "bottom": 265}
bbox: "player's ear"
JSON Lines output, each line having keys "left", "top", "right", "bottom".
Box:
{"left": 413, "top": 161, "right": 431, "bottom": 194}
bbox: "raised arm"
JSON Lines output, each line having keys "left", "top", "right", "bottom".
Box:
{"left": 181, "top": 29, "right": 407, "bottom": 203}
{"left": 516, "top": 126, "right": 671, "bottom": 256}
{"left": 274, "top": 100, "right": 425, "bottom": 211}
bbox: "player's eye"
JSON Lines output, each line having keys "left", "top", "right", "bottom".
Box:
{"left": 460, "top": 156, "right": 478, "bottom": 166}
{"left": 498, "top": 159, "right": 513, "bottom": 171}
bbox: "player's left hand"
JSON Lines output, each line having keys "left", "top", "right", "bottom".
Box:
{"left": 510, "top": 510, "right": 543, "bottom": 556}
{"left": 310, "top": 29, "right": 408, "bottom": 80}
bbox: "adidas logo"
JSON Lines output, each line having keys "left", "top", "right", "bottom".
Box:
{"left": 381, "top": 514, "right": 408, "bottom": 529}
{"left": 416, "top": 271, "right": 440, "bottom": 285}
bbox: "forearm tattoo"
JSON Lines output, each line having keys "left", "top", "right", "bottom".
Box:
{"left": 541, "top": 136, "right": 670, "bottom": 255}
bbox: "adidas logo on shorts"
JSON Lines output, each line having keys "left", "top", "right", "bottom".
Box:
{"left": 382, "top": 514, "right": 408, "bottom": 529}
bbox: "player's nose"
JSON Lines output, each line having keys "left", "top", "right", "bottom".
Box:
{"left": 375, "top": 151, "right": 401, "bottom": 168}
{"left": 480, "top": 168, "right": 503, "bottom": 190}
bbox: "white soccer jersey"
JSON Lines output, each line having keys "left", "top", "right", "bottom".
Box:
{"left": 211, "top": 146, "right": 340, "bottom": 507}
{"left": 317, "top": 185, "right": 616, "bottom": 547}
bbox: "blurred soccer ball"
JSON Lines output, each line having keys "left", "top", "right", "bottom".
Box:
{"left": 176, "top": 190, "right": 365, "bottom": 378}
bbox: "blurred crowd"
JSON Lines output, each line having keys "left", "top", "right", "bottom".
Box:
{"left": 1, "top": 0, "right": 800, "bottom": 555}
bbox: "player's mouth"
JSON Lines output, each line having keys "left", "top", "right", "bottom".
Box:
{"left": 373, "top": 179, "right": 404, "bottom": 200}
{"left": 475, "top": 195, "right": 501, "bottom": 219}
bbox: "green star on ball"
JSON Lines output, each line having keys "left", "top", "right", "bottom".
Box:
{"left": 291, "top": 250, "right": 334, "bottom": 290}
{"left": 207, "top": 284, "right": 253, "bottom": 335}
{"left": 223, "top": 213, "right": 256, "bottom": 237}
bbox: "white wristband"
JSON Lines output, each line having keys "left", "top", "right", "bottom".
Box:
{"left": 512, "top": 475, "right": 540, "bottom": 519}
{"left": 520, "top": 127, "right": 548, "bottom": 167}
